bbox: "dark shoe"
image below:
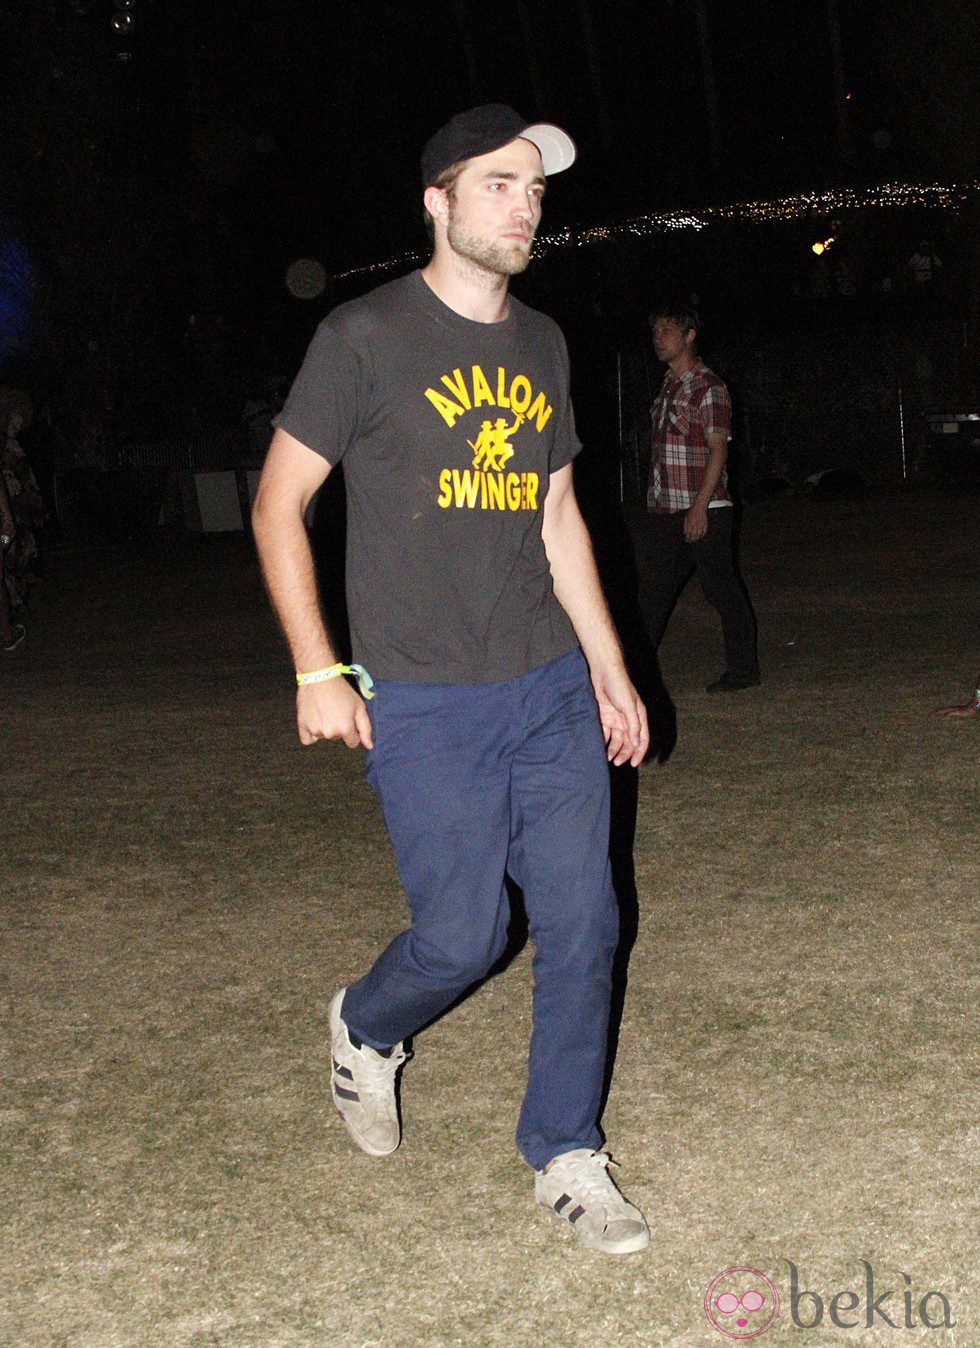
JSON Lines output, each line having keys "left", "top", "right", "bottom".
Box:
{"left": 706, "top": 668, "right": 760, "bottom": 693}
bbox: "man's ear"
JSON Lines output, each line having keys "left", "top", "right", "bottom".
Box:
{"left": 424, "top": 184, "right": 450, "bottom": 230}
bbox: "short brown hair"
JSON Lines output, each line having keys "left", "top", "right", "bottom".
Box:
{"left": 423, "top": 160, "right": 466, "bottom": 244}
{"left": 649, "top": 299, "right": 700, "bottom": 341}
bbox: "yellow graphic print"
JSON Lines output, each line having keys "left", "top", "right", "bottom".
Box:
{"left": 467, "top": 414, "right": 523, "bottom": 471}
{"left": 428, "top": 366, "right": 549, "bottom": 512}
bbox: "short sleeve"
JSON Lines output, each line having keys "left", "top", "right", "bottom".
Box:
{"left": 698, "top": 381, "right": 732, "bottom": 441}
{"left": 271, "top": 321, "right": 367, "bottom": 465}
{"left": 549, "top": 327, "right": 583, "bottom": 473}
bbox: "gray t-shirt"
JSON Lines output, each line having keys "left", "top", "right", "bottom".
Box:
{"left": 273, "top": 270, "right": 581, "bottom": 684}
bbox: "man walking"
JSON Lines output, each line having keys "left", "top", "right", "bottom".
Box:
{"left": 641, "top": 301, "right": 759, "bottom": 692}
{"left": 252, "top": 105, "right": 650, "bottom": 1254}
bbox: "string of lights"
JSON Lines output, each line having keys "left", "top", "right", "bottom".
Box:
{"left": 332, "top": 180, "right": 979, "bottom": 282}
{"left": 110, "top": 0, "right": 137, "bottom": 63}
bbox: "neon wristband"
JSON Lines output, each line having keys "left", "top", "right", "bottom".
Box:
{"left": 295, "top": 662, "right": 375, "bottom": 699}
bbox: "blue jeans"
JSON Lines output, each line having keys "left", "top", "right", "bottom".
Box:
{"left": 342, "top": 649, "right": 619, "bottom": 1170}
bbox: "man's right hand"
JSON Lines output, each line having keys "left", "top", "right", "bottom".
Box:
{"left": 297, "top": 678, "right": 374, "bottom": 750}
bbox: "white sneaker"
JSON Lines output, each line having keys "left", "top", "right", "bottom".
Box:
{"left": 535, "top": 1149, "right": 649, "bottom": 1254}
{"left": 329, "top": 989, "right": 407, "bottom": 1157}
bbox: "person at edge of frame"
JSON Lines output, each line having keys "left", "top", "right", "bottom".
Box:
{"left": 639, "top": 300, "right": 760, "bottom": 693}
{"left": 251, "top": 104, "right": 652, "bottom": 1255}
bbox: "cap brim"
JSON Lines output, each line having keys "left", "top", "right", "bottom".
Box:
{"left": 520, "top": 122, "right": 577, "bottom": 176}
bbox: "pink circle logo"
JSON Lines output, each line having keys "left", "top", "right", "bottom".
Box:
{"left": 704, "top": 1267, "right": 780, "bottom": 1339}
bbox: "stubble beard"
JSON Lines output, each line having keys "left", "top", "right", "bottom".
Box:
{"left": 446, "top": 210, "right": 533, "bottom": 278}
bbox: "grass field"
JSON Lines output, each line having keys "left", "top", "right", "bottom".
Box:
{"left": 1, "top": 492, "right": 977, "bottom": 1347}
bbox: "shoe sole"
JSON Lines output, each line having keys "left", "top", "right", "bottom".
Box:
{"left": 329, "top": 990, "right": 400, "bottom": 1158}
{"left": 537, "top": 1200, "right": 650, "bottom": 1255}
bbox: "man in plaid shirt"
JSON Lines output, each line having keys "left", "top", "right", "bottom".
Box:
{"left": 641, "top": 300, "right": 759, "bottom": 693}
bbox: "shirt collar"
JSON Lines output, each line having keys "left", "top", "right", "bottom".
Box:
{"left": 661, "top": 358, "right": 705, "bottom": 390}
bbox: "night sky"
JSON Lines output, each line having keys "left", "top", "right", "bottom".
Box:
{"left": 1, "top": 1, "right": 976, "bottom": 441}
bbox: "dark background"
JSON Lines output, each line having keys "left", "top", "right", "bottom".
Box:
{"left": 1, "top": 0, "right": 977, "bottom": 493}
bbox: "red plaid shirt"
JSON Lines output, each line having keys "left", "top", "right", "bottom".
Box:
{"left": 648, "top": 359, "right": 732, "bottom": 513}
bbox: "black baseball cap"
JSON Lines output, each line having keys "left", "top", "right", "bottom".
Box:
{"left": 421, "top": 103, "right": 576, "bottom": 187}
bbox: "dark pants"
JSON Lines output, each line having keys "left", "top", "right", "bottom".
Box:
{"left": 342, "top": 649, "right": 619, "bottom": 1171}
{"left": 640, "top": 507, "right": 757, "bottom": 676}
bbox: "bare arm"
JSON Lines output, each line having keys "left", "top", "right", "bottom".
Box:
{"left": 541, "top": 465, "right": 648, "bottom": 767}
{"left": 685, "top": 429, "right": 728, "bottom": 541}
{"left": 251, "top": 428, "right": 372, "bottom": 750}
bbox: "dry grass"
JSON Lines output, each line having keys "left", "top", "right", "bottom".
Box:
{"left": 1, "top": 493, "right": 977, "bottom": 1346}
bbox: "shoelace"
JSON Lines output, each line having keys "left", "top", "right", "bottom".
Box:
{"left": 551, "top": 1152, "right": 627, "bottom": 1216}
{"left": 356, "top": 1047, "right": 408, "bottom": 1100}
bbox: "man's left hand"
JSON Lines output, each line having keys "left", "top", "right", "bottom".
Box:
{"left": 592, "top": 665, "right": 650, "bottom": 767}
{"left": 684, "top": 503, "right": 708, "bottom": 542}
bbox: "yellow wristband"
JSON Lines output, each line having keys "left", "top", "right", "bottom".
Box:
{"left": 295, "top": 662, "right": 375, "bottom": 699}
